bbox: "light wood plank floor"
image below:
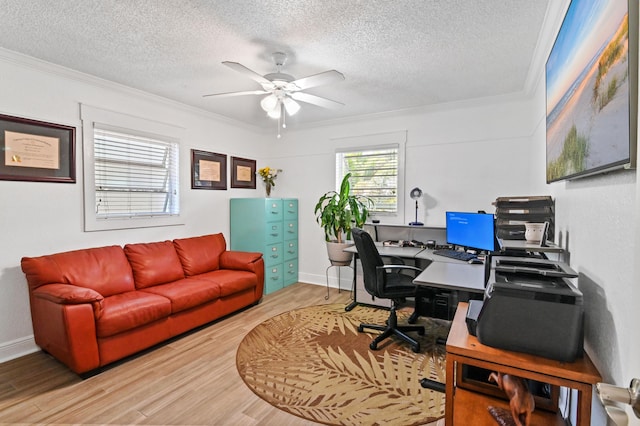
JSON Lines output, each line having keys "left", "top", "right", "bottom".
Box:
{"left": 0, "top": 283, "right": 444, "bottom": 425}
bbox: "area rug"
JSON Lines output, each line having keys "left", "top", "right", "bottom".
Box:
{"left": 236, "top": 303, "right": 449, "bottom": 426}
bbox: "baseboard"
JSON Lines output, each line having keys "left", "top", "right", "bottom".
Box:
{"left": 298, "top": 272, "right": 354, "bottom": 291}
{"left": 0, "top": 335, "right": 39, "bottom": 363}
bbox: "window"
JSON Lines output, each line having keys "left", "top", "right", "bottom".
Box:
{"left": 336, "top": 144, "right": 400, "bottom": 214}
{"left": 94, "top": 128, "right": 179, "bottom": 218}
{"left": 81, "top": 104, "right": 184, "bottom": 231}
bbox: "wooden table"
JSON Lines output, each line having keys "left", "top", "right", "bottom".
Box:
{"left": 445, "top": 302, "right": 602, "bottom": 426}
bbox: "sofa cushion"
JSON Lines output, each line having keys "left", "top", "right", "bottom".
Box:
{"left": 124, "top": 241, "right": 185, "bottom": 289}
{"left": 96, "top": 291, "right": 171, "bottom": 337}
{"left": 173, "top": 234, "right": 227, "bottom": 276}
{"left": 196, "top": 270, "right": 256, "bottom": 297}
{"left": 21, "top": 245, "right": 135, "bottom": 297}
{"left": 140, "top": 277, "right": 221, "bottom": 313}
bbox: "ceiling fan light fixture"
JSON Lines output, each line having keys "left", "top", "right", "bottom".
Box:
{"left": 267, "top": 105, "right": 282, "bottom": 119}
{"left": 260, "top": 94, "right": 279, "bottom": 112}
{"left": 282, "top": 97, "right": 300, "bottom": 116}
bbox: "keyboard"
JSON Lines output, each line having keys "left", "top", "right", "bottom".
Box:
{"left": 433, "top": 249, "right": 477, "bottom": 262}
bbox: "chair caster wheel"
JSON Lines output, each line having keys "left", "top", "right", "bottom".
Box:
{"left": 370, "top": 342, "right": 378, "bottom": 350}
{"left": 358, "top": 325, "right": 364, "bottom": 332}
{"left": 418, "top": 328, "right": 425, "bottom": 336}
{"left": 411, "top": 344, "right": 420, "bottom": 353}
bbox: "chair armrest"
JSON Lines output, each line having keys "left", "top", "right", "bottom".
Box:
{"left": 377, "top": 264, "right": 423, "bottom": 273}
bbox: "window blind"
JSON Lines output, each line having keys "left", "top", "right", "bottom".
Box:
{"left": 94, "top": 128, "right": 179, "bottom": 218}
{"left": 336, "top": 145, "right": 398, "bottom": 214}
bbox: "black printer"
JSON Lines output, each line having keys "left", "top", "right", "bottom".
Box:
{"left": 468, "top": 256, "right": 584, "bottom": 362}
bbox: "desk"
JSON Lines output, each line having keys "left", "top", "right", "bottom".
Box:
{"left": 445, "top": 302, "right": 602, "bottom": 426}
{"left": 413, "top": 260, "right": 486, "bottom": 294}
{"left": 344, "top": 243, "right": 486, "bottom": 310}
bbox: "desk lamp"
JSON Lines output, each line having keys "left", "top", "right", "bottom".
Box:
{"left": 409, "top": 187, "right": 423, "bottom": 226}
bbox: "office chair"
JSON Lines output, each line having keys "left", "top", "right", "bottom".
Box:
{"left": 352, "top": 228, "right": 426, "bottom": 353}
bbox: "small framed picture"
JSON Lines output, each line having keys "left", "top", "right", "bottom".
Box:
{"left": 0, "top": 113, "right": 76, "bottom": 183}
{"left": 191, "top": 149, "right": 227, "bottom": 190}
{"left": 231, "top": 156, "right": 256, "bottom": 189}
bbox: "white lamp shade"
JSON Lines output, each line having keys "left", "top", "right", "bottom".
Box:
{"left": 260, "top": 94, "right": 279, "bottom": 112}
{"left": 267, "top": 105, "right": 282, "bottom": 119}
{"left": 283, "top": 97, "right": 301, "bottom": 116}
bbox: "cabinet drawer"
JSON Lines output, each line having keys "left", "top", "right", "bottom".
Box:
{"left": 264, "top": 199, "right": 283, "bottom": 222}
{"left": 283, "top": 199, "right": 298, "bottom": 220}
{"left": 284, "top": 220, "right": 298, "bottom": 241}
{"left": 265, "top": 222, "right": 283, "bottom": 244}
{"left": 284, "top": 240, "right": 298, "bottom": 260}
{"left": 265, "top": 264, "right": 284, "bottom": 294}
{"left": 284, "top": 260, "right": 298, "bottom": 286}
{"left": 264, "top": 243, "right": 283, "bottom": 266}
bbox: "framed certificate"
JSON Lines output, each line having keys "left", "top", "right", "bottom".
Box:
{"left": 231, "top": 156, "right": 256, "bottom": 189}
{"left": 0, "top": 113, "right": 75, "bottom": 183}
{"left": 191, "top": 149, "right": 227, "bottom": 190}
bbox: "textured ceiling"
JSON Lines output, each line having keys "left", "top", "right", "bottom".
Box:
{"left": 0, "top": 0, "right": 557, "bottom": 130}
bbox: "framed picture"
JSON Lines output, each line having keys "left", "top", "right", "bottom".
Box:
{"left": 0, "top": 113, "right": 76, "bottom": 183}
{"left": 231, "top": 156, "right": 256, "bottom": 189}
{"left": 191, "top": 149, "right": 227, "bottom": 190}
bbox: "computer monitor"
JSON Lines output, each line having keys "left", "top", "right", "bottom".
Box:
{"left": 445, "top": 211, "right": 496, "bottom": 252}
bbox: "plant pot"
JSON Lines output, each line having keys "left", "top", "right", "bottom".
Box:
{"left": 325, "top": 240, "right": 354, "bottom": 266}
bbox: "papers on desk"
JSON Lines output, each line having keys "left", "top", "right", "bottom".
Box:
{"left": 383, "top": 240, "right": 425, "bottom": 248}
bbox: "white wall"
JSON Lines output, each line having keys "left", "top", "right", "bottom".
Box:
{"left": 0, "top": 50, "right": 271, "bottom": 361}
{"left": 271, "top": 97, "right": 547, "bottom": 288}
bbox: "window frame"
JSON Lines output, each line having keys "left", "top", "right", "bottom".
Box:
{"left": 81, "top": 104, "right": 184, "bottom": 232}
{"left": 334, "top": 133, "right": 406, "bottom": 219}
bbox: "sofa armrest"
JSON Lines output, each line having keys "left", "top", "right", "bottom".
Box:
{"left": 219, "top": 251, "right": 263, "bottom": 271}
{"left": 29, "top": 284, "right": 102, "bottom": 374}
{"left": 33, "top": 284, "right": 104, "bottom": 317}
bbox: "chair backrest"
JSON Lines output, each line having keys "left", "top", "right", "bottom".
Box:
{"left": 352, "top": 228, "right": 385, "bottom": 298}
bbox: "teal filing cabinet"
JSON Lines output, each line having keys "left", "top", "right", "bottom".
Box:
{"left": 230, "top": 198, "right": 299, "bottom": 294}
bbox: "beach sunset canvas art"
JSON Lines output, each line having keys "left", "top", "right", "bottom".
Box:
{"left": 546, "top": 0, "right": 632, "bottom": 182}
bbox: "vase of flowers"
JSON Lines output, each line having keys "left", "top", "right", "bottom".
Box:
{"left": 257, "top": 167, "right": 282, "bottom": 197}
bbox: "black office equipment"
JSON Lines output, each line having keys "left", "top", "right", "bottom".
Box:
{"left": 475, "top": 256, "right": 583, "bottom": 362}
{"left": 433, "top": 249, "right": 477, "bottom": 262}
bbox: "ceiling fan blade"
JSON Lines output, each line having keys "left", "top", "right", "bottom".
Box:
{"left": 290, "top": 92, "right": 344, "bottom": 109}
{"left": 222, "top": 61, "right": 273, "bottom": 87}
{"left": 203, "top": 90, "right": 268, "bottom": 98}
{"left": 290, "top": 70, "right": 345, "bottom": 91}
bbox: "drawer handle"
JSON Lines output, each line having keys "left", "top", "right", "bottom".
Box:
{"left": 271, "top": 254, "right": 279, "bottom": 259}
{"left": 271, "top": 276, "right": 278, "bottom": 280}
{"left": 271, "top": 233, "right": 279, "bottom": 237}
{"left": 288, "top": 271, "right": 295, "bottom": 274}
{"left": 288, "top": 250, "right": 295, "bottom": 254}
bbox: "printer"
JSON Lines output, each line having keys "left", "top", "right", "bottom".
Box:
{"left": 468, "top": 255, "right": 584, "bottom": 362}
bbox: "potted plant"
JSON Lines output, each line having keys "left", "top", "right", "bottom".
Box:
{"left": 314, "top": 173, "right": 373, "bottom": 265}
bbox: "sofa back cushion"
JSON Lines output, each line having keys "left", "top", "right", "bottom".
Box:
{"left": 21, "top": 245, "right": 135, "bottom": 297}
{"left": 173, "top": 233, "right": 226, "bottom": 276}
{"left": 124, "top": 240, "right": 185, "bottom": 289}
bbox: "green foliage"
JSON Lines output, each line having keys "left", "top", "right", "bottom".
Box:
{"left": 314, "top": 173, "right": 373, "bottom": 243}
{"left": 546, "top": 124, "right": 589, "bottom": 181}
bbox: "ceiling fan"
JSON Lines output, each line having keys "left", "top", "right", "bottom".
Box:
{"left": 203, "top": 52, "right": 345, "bottom": 137}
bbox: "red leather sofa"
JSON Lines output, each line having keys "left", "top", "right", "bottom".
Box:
{"left": 20, "top": 233, "right": 264, "bottom": 375}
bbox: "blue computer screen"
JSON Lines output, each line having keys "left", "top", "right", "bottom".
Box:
{"left": 445, "top": 211, "right": 496, "bottom": 251}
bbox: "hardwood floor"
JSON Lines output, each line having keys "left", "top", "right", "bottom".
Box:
{"left": 0, "top": 283, "right": 444, "bottom": 425}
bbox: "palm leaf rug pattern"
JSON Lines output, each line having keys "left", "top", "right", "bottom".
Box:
{"left": 236, "top": 303, "right": 449, "bottom": 425}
